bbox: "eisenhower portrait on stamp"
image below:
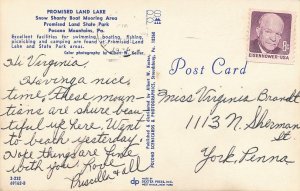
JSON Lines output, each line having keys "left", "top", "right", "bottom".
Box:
{"left": 249, "top": 11, "right": 292, "bottom": 55}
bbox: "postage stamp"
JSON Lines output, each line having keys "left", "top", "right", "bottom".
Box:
{"left": 247, "top": 10, "right": 295, "bottom": 64}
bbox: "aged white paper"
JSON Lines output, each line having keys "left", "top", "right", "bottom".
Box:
{"left": 0, "top": 0, "right": 299, "bottom": 190}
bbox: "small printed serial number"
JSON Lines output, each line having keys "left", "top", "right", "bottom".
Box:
{"left": 10, "top": 176, "right": 26, "bottom": 186}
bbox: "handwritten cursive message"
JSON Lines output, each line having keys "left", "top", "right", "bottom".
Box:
{"left": 0, "top": 54, "right": 151, "bottom": 189}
